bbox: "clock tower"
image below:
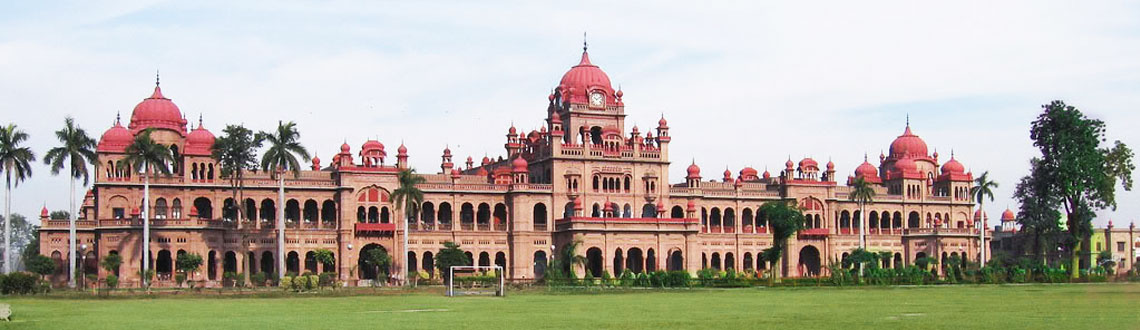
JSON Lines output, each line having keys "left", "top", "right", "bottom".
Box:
{"left": 547, "top": 44, "right": 626, "bottom": 146}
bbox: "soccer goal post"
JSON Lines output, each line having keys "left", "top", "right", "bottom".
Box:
{"left": 447, "top": 265, "right": 505, "bottom": 297}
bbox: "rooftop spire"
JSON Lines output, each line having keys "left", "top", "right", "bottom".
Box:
{"left": 583, "top": 31, "right": 588, "bottom": 52}
{"left": 156, "top": 69, "right": 160, "bottom": 87}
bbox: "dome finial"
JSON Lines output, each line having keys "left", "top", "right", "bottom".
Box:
{"left": 583, "top": 31, "right": 588, "bottom": 52}
{"left": 156, "top": 69, "right": 160, "bottom": 87}
{"left": 115, "top": 111, "right": 121, "bottom": 125}
{"left": 198, "top": 113, "right": 203, "bottom": 127}
{"left": 906, "top": 113, "right": 909, "bottom": 127}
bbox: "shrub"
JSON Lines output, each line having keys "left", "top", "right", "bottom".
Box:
{"left": 251, "top": 272, "right": 268, "bottom": 287}
{"left": 280, "top": 276, "right": 293, "bottom": 291}
{"left": 666, "top": 270, "right": 692, "bottom": 287}
{"left": 307, "top": 275, "right": 319, "bottom": 290}
{"left": 105, "top": 274, "right": 119, "bottom": 289}
{"left": 319, "top": 272, "right": 337, "bottom": 288}
{"left": 174, "top": 273, "right": 187, "bottom": 287}
{"left": 0, "top": 272, "right": 40, "bottom": 295}
{"left": 619, "top": 269, "right": 635, "bottom": 287}
{"left": 649, "top": 270, "right": 668, "bottom": 287}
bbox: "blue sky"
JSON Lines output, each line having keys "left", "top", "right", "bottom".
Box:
{"left": 1, "top": 1, "right": 1138, "bottom": 227}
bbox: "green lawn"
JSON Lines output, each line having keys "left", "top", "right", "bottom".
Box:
{"left": 2, "top": 283, "right": 1138, "bottom": 329}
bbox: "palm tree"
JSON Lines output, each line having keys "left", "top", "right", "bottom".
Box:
{"left": 212, "top": 124, "right": 262, "bottom": 286}
{"left": 42, "top": 117, "right": 98, "bottom": 287}
{"left": 118, "top": 129, "right": 173, "bottom": 288}
{"left": 0, "top": 124, "right": 35, "bottom": 274}
{"left": 758, "top": 200, "right": 805, "bottom": 284}
{"left": 971, "top": 171, "right": 998, "bottom": 266}
{"left": 558, "top": 240, "right": 587, "bottom": 279}
{"left": 848, "top": 176, "right": 875, "bottom": 276}
{"left": 258, "top": 121, "right": 309, "bottom": 281}
{"left": 391, "top": 168, "right": 425, "bottom": 286}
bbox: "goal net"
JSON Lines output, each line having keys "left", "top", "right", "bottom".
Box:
{"left": 447, "top": 265, "right": 505, "bottom": 297}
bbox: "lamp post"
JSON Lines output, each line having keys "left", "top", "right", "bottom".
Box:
{"left": 78, "top": 243, "right": 87, "bottom": 290}
{"left": 346, "top": 243, "right": 353, "bottom": 287}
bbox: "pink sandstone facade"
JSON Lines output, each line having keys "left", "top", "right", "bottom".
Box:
{"left": 39, "top": 47, "right": 992, "bottom": 287}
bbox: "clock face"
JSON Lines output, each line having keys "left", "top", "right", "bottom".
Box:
{"left": 589, "top": 92, "right": 605, "bottom": 107}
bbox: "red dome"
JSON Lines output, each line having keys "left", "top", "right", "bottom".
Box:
{"left": 97, "top": 118, "right": 133, "bottom": 153}
{"left": 974, "top": 209, "right": 987, "bottom": 220}
{"left": 826, "top": 160, "right": 835, "bottom": 170}
{"left": 855, "top": 160, "right": 878, "bottom": 178}
{"left": 658, "top": 115, "right": 668, "bottom": 128}
{"left": 723, "top": 168, "right": 732, "bottom": 180}
{"left": 558, "top": 50, "right": 614, "bottom": 105}
{"left": 481, "top": 156, "right": 491, "bottom": 166}
{"left": 128, "top": 85, "right": 187, "bottom": 135}
{"left": 340, "top": 142, "right": 351, "bottom": 153}
{"left": 785, "top": 159, "right": 794, "bottom": 170}
{"left": 397, "top": 143, "right": 408, "bottom": 156}
{"left": 893, "top": 157, "right": 917, "bottom": 172}
{"left": 311, "top": 155, "right": 321, "bottom": 168}
{"left": 362, "top": 140, "right": 384, "bottom": 152}
{"left": 41, "top": 206, "right": 49, "bottom": 217}
{"left": 1002, "top": 209, "right": 1015, "bottom": 221}
{"left": 889, "top": 125, "right": 929, "bottom": 159}
{"left": 442, "top": 146, "right": 452, "bottom": 157}
{"left": 686, "top": 161, "right": 701, "bottom": 178}
{"left": 512, "top": 156, "right": 528, "bottom": 173}
{"left": 183, "top": 121, "right": 215, "bottom": 156}
{"left": 762, "top": 169, "right": 771, "bottom": 179}
{"left": 799, "top": 157, "right": 818, "bottom": 169}
{"left": 740, "top": 167, "right": 758, "bottom": 178}
{"left": 940, "top": 156, "right": 965, "bottom": 175}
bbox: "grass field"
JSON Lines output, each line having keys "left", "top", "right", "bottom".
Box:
{"left": 1, "top": 283, "right": 1138, "bottom": 329}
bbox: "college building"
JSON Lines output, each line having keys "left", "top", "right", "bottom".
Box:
{"left": 40, "top": 47, "right": 994, "bottom": 287}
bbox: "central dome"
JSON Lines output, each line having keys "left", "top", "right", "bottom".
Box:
{"left": 557, "top": 49, "right": 615, "bottom": 105}
{"left": 128, "top": 85, "right": 187, "bottom": 135}
{"left": 889, "top": 125, "right": 928, "bottom": 159}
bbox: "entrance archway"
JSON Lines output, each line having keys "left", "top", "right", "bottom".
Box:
{"left": 798, "top": 246, "right": 821, "bottom": 277}
{"left": 586, "top": 247, "right": 603, "bottom": 278}
{"left": 626, "top": 248, "right": 644, "bottom": 273}
{"left": 358, "top": 244, "right": 389, "bottom": 281}
{"left": 668, "top": 250, "right": 683, "bottom": 271}
{"left": 533, "top": 251, "right": 547, "bottom": 279}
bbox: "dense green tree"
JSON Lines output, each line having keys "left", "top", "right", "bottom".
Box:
{"left": 1028, "top": 100, "right": 1134, "bottom": 278}
{"left": 312, "top": 249, "right": 335, "bottom": 272}
{"left": 48, "top": 211, "right": 70, "bottom": 220}
{"left": 436, "top": 241, "right": 470, "bottom": 283}
{"left": 758, "top": 200, "right": 805, "bottom": 284}
{"left": 176, "top": 252, "right": 204, "bottom": 287}
{"left": 1012, "top": 158, "right": 1062, "bottom": 265}
{"left": 391, "top": 168, "right": 425, "bottom": 286}
{"left": 212, "top": 124, "right": 262, "bottom": 285}
{"left": 118, "top": 129, "right": 173, "bottom": 288}
{"left": 25, "top": 254, "right": 56, "bottom": 280}
{"left": 0, "top": 123, "right": 36, "bottom": 274}
{"left": 258, "top": 121, "right": 310, "bottom": 279}
{"left": 363, "top": 247, "right": 392, "bottom": 286}
{"left": 100, "top": 253, "right": 122, "bottom": 275}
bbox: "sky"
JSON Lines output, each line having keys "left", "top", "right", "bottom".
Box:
{"left": 1, "top": 1, "right": 1137, "bottom": 227}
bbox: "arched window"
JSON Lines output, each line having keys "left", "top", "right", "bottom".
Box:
{"left": 303, "top": 200, "right": 319, "bottom": 223}
{"left": 154, "top": 198, "right": 168, "bottom": 219}
{"left": 260, "top": 199, "right": 276, "bottom": 222}
{"left": 671, "top": 206, "right": 684, "bottom": 219}
{"left": 193, "top": 197, "right": 213, "bottom": 219}
{"left": 321, "top": 200, "right": 337, "bottom": 223}
{"left": 533, "top": 203, "right": 548, "bottom": 231}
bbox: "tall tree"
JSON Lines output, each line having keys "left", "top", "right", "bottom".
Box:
{"left": 212, "top": 124, "right": 262, "bottom": 285}
{"left": 0, "top": 124, "right": 35, "bottom": 274}
{"left": 848, "top": 176, "right": 875, "bottom": 276}
{"left": 971, "top": 171, "right": 998, "bottom": 265}
{"left": 118, "top": 129, "right": 173, "bottom": 288}
{"left": 390, "top": 168, "right": 425, "bottom": 286}
{"left": 43, "top": 117, "right": 98, "bottom": 287}
{"left": 1, "top": 214, "right": 36, "bottom": 271}
{"left": 258, "top": 121, "right": 310, "bottom": 281}
{"left": 436, "top": 241, "right": 470, "bottom": 285}
{"left": 1029, "top": 100, "right": 1133, "bottom": 279}
{"left": 758, "top": 200, "right": 805, "bottom": 284}
{"left": 1012, "top": 158, "right": 1062, "bottom": 265}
